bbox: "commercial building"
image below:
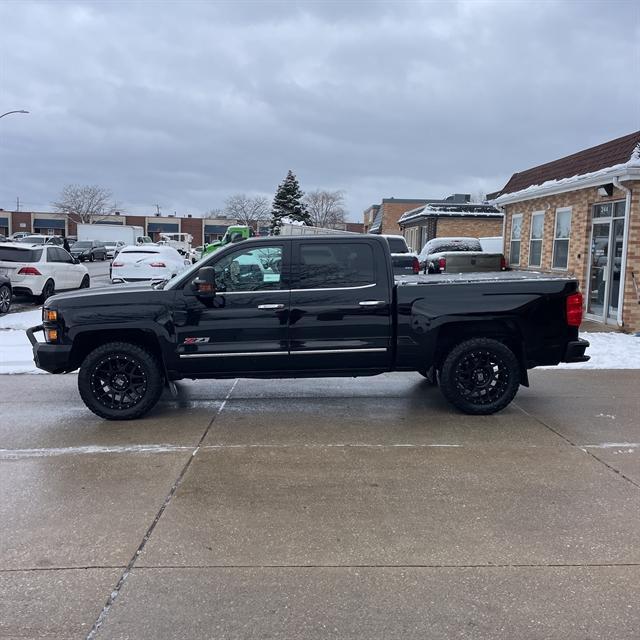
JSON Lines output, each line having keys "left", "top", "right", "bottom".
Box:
{"left": 493, "top": 130, "right": 640, "bottom": 332}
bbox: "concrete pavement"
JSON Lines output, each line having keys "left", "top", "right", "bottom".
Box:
{"left": 0, "top": 371, "right": 639, "bottom": 639}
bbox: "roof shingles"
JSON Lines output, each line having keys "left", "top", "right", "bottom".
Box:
{"left": 500, "top": 131, "right": 640, "bottom": 196}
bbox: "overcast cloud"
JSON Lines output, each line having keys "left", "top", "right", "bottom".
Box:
{"left": 0, "top": 0, "right": 638, "bottom": 219}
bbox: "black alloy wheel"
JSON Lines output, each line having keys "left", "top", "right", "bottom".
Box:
{"left": 89, "top": 253, "right": 95, "bottom": 262}
{"left": 39, "top": 279, "right": 55, "bottom": 303}
{"left": 439, "top": 338, "right": 520, "bottom": 415}
{"left": 78, "top": 342, "right": 164, "bottom": 420}
{"left": 0, "top": 285, "right": 11, "bottom": 314}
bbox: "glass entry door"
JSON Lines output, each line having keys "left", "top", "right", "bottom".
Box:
{"left": 586, "top": 202, "right": 626, "bottom": 323}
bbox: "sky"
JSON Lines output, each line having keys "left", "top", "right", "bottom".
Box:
{"left": 0, "top": 0, "right": 638, "bottom": 221}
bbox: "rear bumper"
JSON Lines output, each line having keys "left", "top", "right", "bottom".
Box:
{"left": 26, "top": 325, "right": 73, "bottom": 373}
{"left": 563, "top": 338, "right": 590, "bottom": 363}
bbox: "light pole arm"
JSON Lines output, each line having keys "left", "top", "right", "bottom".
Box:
{"left": 0, "top": 110, "right": 29, "bottom": 119}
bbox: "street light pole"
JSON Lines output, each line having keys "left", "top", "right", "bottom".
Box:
{"left": 0, "top": 110, "right": 29, "bottom": 120}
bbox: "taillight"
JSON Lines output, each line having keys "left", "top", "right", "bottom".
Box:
{"left": 437, "top": 257, "right": 446, "bottom": 272}
{"left": 566, "top": 292, "right": 583, "bottom": 327}
{"left": 18, "top": 266, "right": 41, "bottom": 275}
{"left": 412, "top": 256, "right": 419, "bottom": 274}
{"left": 112, "top": 261, "right": 124, "bottom": 267}
{"left": 149, "top": 262, "right": 166, "bottom": 268}
{"left": 500, "top": 256, "right": 507, "bottom": 271}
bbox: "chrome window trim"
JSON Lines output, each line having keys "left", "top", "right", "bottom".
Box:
{"left": 209, "top": 282, "right": 377, "bottom": 296}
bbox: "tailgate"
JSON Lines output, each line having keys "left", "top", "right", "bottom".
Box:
{"left": 391, "top": 253, "right": 416, "bottom": 275}
{"left": 443, "top": 252, "right": 503, "bottom": 272}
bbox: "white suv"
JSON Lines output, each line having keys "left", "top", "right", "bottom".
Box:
{"left": 0, "top": 242, "right": 90, "bottom": 302}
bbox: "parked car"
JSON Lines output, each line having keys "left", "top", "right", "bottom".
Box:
{"left": 8, "top": 231, "right": 31, "bottom": 241}
{"left": 0, "top": 242, "right": 89, "bottom": 302}
{"left": 418, "top": 237, "right": 506, "bottom": 274}
{"left": 0, "top": 274, "right": 12, "bottom": 314}
{"left": 104, "top": 240, "right": 126, "bottom": 259}
{"left": 0, "top": 234, "right": 6, "bottom": 243}
{"left": 69, "top": 240, "right": 108, "bottom": 262}
{"left": 27, "top": 235, "right": 589, "bottom": 420}
{"left": 17, "top": 234, "right": 64, "bottom": 246}
{"left": 379, "top": 234, "right": 419, "bottom": 276}
{"left": 110, "top": 245, "right": 191, "bottom": 284}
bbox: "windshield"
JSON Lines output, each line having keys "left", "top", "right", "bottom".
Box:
{"left": 386, "top": 238, "right": 409, "bottom": 253}
{"left": 0, "top": 247, "right": 43, "bottom": 262}
{"left": 121, "top": 249, "right": 160, "bottom": 255}
{"left": 73, "top": 241, "right": 92, "bottom": 248}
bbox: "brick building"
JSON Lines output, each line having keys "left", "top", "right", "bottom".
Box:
{"left": 398, "top": 202, "right": 503, "bottom": 252}
{"left": 493, "top": 130, "right": 640, "bottom": 332}
{"left": 366, "top": 198, "right": 436, "bottom": 235}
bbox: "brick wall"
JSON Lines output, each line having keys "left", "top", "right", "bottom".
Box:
{"left": 503, "top": 180, "right": 640, "bottom": 332}
{"left": 181, "top": 217, "right": 203, "bottom": 246}
{"left": 381, "top": 201, "right": 429, "bottom": 234}
{"left": 10, "top": 211, "right": 32, "bottom": 234}
{"left": 125, "top": 216, "right": 146, "bottom": 232}
{"left": 436, "top": 217, "right": 503, "bottom": 239}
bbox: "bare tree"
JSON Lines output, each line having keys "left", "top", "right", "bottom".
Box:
{"left": 205, "top": 208, "right": 226, "bottom": 218}
{"left": 52, "top": 184, "right": 116, "bottom": 224}
{"left": 224, "top": 194, "right": 270, "bottom": 230}
{"left": 303, "top": 189, "right": 347, "bottom": 229}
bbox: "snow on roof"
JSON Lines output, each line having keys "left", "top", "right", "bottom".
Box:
{"left": 398, "top": 203, "right": 502, "bottom": 226}
{"left": 494, "top": 132, "right": 640, "bottom": 204}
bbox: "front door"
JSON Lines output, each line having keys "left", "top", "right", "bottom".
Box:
{"left": 586, "top": 201, "right": 626, "bottom": 323}
{"left": 174, "top": 242, "right": 291, "bottom": 374}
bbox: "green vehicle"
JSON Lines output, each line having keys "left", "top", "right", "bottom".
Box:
{"left": 202, "top": 225, "right": 253, "bottom": 257}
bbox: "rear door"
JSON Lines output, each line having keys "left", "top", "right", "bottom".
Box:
{"left": 289, "top": 239, "right": 392, "bottom": 371}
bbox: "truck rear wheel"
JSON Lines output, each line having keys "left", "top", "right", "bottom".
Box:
{"left": 78, "top": 341, "right": 163, "bottom": 420}
{"left": 439, "top": 338, "right": 520, "bottom": 415}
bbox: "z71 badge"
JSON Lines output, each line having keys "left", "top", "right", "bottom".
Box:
{"left": 183, "top": 337, "right": 210, "bottom": 345}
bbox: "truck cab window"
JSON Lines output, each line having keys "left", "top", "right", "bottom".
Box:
{"left": 210, "top": 246, "right": 283, "bottom": 292}
{"left": 297, "top": 243, "right": 375, "bottom": 289}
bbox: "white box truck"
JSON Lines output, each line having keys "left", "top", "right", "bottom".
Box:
{"left": 77, "top": 224, "right": 152, "bottom": 245}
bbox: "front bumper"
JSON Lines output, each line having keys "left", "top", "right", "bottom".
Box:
{"left": 563, "top": 338, "right": 590, "bottom": 363}
{"left": 26, "top": 324, "right": 73, "bottom": 373}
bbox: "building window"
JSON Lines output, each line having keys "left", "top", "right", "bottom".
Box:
{"left": 528, "top": 212, "right": 544, "bottom": 267}
{"left": 509, "top": 214, "right": 523, "bottom": 265}
{"left": 552, "top": 207, "right": 572, "bottom": 270}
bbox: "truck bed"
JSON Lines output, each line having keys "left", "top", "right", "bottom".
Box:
{"left": 396, "top": 270, "right": 574, "bottom": 285}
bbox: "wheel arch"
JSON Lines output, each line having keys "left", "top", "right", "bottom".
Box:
{"left": 69, "top": 328, "right": 166, "bottom": 375}
{"left": 433, "top": 319, "right": 529, "bottom": 387}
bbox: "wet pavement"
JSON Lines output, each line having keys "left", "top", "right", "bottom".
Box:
{"left": 0, "top": 370, "right": 639, "bottom": 639}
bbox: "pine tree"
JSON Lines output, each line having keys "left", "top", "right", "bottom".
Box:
{"left": 270, "top": 170, "right": 311, "bottom": 234}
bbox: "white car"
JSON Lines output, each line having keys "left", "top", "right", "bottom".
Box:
{"left": 110, "top": 245, "right": 191, "bottom": 284}
{"left": 104, "top": 240, "right": 126, "bottom": 259}
{"left": 0, "top": 242, "right": 90, "bottom": 302}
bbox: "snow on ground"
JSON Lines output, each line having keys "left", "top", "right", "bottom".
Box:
{"left": 0, "top": 308, "right": 639, "bottom": 375}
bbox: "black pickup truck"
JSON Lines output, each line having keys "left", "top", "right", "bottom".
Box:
{"left": 27, "top": 235, "right": 589, "bottom": 420}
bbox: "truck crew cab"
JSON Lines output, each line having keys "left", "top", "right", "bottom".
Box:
{"left": 27, "top": 235, "right": 589, "bottom": 420}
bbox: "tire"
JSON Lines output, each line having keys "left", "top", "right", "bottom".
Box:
{"left": 78, "top": 341, "right": 164, "bottom": 420}
{"left": 417, "top": 366, "right": 438, "bottom": 385}
{"left": 439, "top": 338, "right": 520, "bottom": 415}
{"left": 39, "top": 279, "right": 55, "bottom": 303}
{"left": 89, "top": 253, "right": 95, "bottom": 262}
{"left": 80, "top": 274, "right": 90, "bottom": 289}
{"left": 0, "top": 285, "right": 11, "bottom": 315}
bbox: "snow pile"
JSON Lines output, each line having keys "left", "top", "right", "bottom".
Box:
{"left": 544, "top": 332, "right": 640, "bottom": 370}
{"left": 0, "top": 308, "right": 41, "bottom": 330}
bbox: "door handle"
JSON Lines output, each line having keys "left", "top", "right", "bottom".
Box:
{"left": 257, "top": 304, "right": 285, "bottom": 310}
{"left": 359, "top": 300, "right": 386, "bottom": 307}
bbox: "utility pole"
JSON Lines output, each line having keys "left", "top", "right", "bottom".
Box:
{"left": 16, "top": 196, "right": 20, "bottom": 212}
{"left": 154, "top": 204, "right": 161, "bottom": 215}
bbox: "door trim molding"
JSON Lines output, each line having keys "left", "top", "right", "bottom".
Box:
{"left": 179, "top": 351, "right": 287, "bottom": 359}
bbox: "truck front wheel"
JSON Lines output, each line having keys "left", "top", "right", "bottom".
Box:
{"left": 439, "top": 338, "right": 520, "bottom": 415}
{"left": 78, "top": 342, "right": 164, "bottom": 420}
